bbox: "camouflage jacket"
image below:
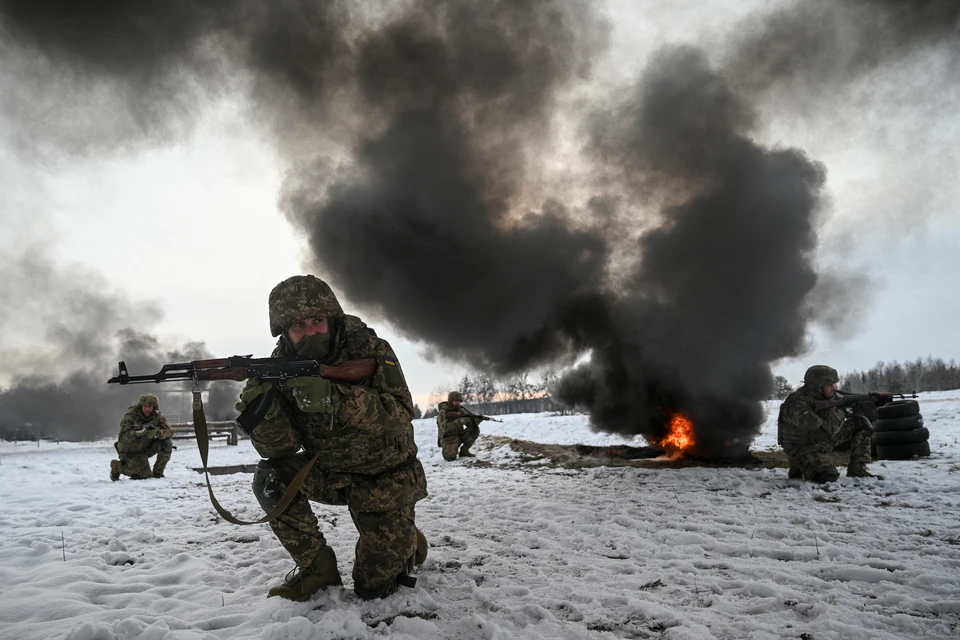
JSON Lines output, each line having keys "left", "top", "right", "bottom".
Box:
{"left": 777, "top": 385, "right": 846, "bottom": 448}
{"left": 249, "top": 315, "right": 425, "bottom": 485}
{"left": 436, "top": 401, "right": 478, "bottom": 440}
{"left": 116, "top": 406, "right": 173, "bottom": 455}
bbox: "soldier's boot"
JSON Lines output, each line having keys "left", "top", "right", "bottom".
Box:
{"left": 846, "top": 461, "right": 877, "bottom": 479}
{"left": 787, "top": 464, "right": 803, "bottom": 480}
{"left": 415, "top": 527, "right": 428, "bottom": 566}
{"left": 152, "top": 452, "right": 171, "bottom": 478}
{"left": 110, "top": 459, "right": 121, "bottom": 482}
{"left": 808, "top": 467, "right": 841, "bottom": 484}
{"left": 458, "top": 445, "right": 476, "bottom": 458}
{"left": 267, "top": 546, "right": 343, "bottom": 601}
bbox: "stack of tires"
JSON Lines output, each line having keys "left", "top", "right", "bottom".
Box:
{"left": 872, "top": 399, "right": 930, "bottom": 460}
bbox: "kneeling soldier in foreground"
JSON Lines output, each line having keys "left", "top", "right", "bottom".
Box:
{"left": 237, "top": 275, "right": 428, "bottom": 601}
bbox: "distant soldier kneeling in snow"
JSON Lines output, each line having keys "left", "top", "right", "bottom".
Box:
{"left": 110, "top": 393, "right": 174, "bottom": 481}
{"left": 436, "top": 391, "right": 484, "bottom": 461}
{"left": 778, "top": 365, "right": 876, "bottom": 483}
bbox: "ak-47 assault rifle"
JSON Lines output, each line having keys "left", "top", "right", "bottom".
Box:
{"left": 107, "top": 355, "right": 375, "bottom": 386}
{"left": 107, "top": 355, "right": 376, "bottom": 435}
{"left": 106, "top": 355, "right": 378, "bottom": 527}
{"left": 460, "top": 406, "right": 504, "bottom": 423}
{"left": 813, "top": 390, "right": 918, "bottom": 421}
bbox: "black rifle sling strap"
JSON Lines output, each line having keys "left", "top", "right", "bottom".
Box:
{"left": 192, "top": 390, "right": 318, "bottom": 526}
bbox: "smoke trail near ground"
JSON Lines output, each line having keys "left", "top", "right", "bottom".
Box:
{"left": 1, "top": 0, "right": 955, "bottom": 452}
{"left": 0, "top": 252, "right": 239, "bottom": 440}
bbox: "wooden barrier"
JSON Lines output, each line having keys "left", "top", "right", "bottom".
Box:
{"left": 168, "top": 421, "right": 241, "bottom": 446}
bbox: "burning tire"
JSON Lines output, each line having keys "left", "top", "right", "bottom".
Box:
{"left": 872, "top": 427, "right": 929, "bottom": 447}
{"left": 873, "top": 413, "right": 924, "bottom": 432}
{"left": 876, "top": 400, "right": 920, "bottom": 419}
{"left": 874, "top": 440, "right": 931, "bottom": 460}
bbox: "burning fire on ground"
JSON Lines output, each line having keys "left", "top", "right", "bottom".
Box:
{"left": 656, "top": 412, "right": 696, "bottom": 459}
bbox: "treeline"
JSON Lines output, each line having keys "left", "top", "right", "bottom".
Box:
{"left": 770, "top": 357, "right": 960, "bottom": 400}
{"left": 423, "top": 372, "right": 567, "bottom": 418}
{"left": 840, "top": 357, "right": 960, "bottom": 394}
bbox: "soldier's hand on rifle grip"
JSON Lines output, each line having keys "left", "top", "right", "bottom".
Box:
{"left": 285, "top": 376, "right": 335, "bottom": 414}
{"left": 236, "top": 378, "right": 273, "bottom": 413}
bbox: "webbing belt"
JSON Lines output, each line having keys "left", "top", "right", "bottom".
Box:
{"left": 193, "top": 390, "right": 318, "bottom": 526}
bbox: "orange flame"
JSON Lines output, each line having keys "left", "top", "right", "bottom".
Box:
{"left": 658, "top": 412, "right": 696, "bottom": 454}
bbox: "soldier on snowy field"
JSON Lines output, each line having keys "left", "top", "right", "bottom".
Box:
{"left": 110, "top": 393, "right": 173, "bottom": 481}
{"left": 436, "top": 391, "right": 484, "bottom": 461}
{"left": 235, "top": 275, "right": 428, "bottom": 601}
{"left": 778, "top": 365, "right": 876, "bottom": 483}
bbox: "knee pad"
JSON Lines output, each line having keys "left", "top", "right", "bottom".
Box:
{"left": 160, "top": 439, "right": 174, "bottom": 454}
{"left": 252, "top": 460, "right": 283, "bottom": 513}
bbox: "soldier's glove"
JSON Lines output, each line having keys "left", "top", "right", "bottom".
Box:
{"left": 236, "top": 378, "right": 268, "bottom": 412}
{"left": 285, "top": 376, "right": 335, "bottom": 414}
{"left": 140, "top": 426, "right": 158, "bottom": 440}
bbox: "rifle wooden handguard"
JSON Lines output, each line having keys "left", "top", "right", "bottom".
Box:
{"left": 320, "top": 358, "right": 377, "bottom": 382}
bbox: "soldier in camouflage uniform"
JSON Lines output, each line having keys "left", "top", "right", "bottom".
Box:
{"left": 110, "top": 393, "right": 174, "bottom": 481}
{"left": 436, "top": 391, "right": 484, "bottom": 461}
{"left": 235, "top": 275, "right": 428, "bottom": 601}
{"left": 778, "top": 365, "right": 876, "bottom": 483}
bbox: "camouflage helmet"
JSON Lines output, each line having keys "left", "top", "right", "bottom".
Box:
{"left": 447, "top": 391, "right": 462, "bottom": 403}
{"left": 138, "top": 393, "right": 160, "bottom": 409}
{"left": 803, "top": 365, "right": 839, "bottom": 387}
{"left": 268, "top": 275, "right": 344, "bottom": 337}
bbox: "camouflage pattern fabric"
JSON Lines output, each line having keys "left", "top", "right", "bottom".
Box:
{"left": 268, "top": 275, "right": 345, "bottom": 337}
{"left": 114, "top": 401, "right": 174, "bottom": 479}
{"left": 778, "top": 384, "right": 872, "bottom": 482}
{"left": 117, "top": 438, "right": 174, "bottom": 479}
{"left": 803, "top": 365, "right": 840, "bottom": 386}
{"left": 436, "top": 401, "right": 480, "bottom": 461}
{"left": 246, "top": 301, "right": 428, "bottom": 599}
{"left": 256, "top": 453, "right": 421, "bottom": 598}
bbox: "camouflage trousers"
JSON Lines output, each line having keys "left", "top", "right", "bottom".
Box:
{"left": 116, "top": 439, "right": 173, "bottom": 479}
{"left": 440, "top": 424, "right": 479, "bottom": 461}
{"left": 784, "top": 417, "right": 872, "bottom": 483}
{"left": 253, "top": 453, "right": 424, "bottom": 598}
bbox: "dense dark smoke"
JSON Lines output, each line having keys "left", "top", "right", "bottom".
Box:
{"left": 0, "top": 253, "right": 240, "bottom": 441}
{"left": 282, "top": 0, "right": 610, "bottom": 370}
{"left": 1, "top": 0, "right": 954, "bottom": 453}
{"left": 555, "top": 47, "right": 825, "bottom": 454}
{"left": 728, "top": 0, "right": 960, "bottom": 97}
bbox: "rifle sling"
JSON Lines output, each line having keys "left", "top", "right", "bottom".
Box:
{"left": 193, "top": 390, "right": 317, "bottom": 526}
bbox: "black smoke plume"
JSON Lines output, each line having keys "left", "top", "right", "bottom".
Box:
{"left": 727, "top": 0, "right": 960, "bottom": 98}
{"left": 555, "top": 47, "right": 825, "bottom": 455}
{"left": 281, "top": 0, "right": 611, "bottom": 371}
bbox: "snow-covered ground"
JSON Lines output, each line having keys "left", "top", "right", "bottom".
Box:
{"left": 1, "top": 393, "right": 958, "bottom": 639}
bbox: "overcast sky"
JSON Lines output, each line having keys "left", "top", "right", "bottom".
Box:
{"left": 1, "top": 0, "right": 957, "bottom": 412}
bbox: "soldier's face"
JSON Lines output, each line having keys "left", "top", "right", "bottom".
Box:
{"left": 452, "top": 400, "right": 461, "bottom": 407}
{"left": 141, "top": 404, "right": 155, "bottom": 416}
{"left": 288, "top": 317, "right": 328, "bottom": 345}
{"left": 822, "top": 383, "right": 836, "bottom": 398}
